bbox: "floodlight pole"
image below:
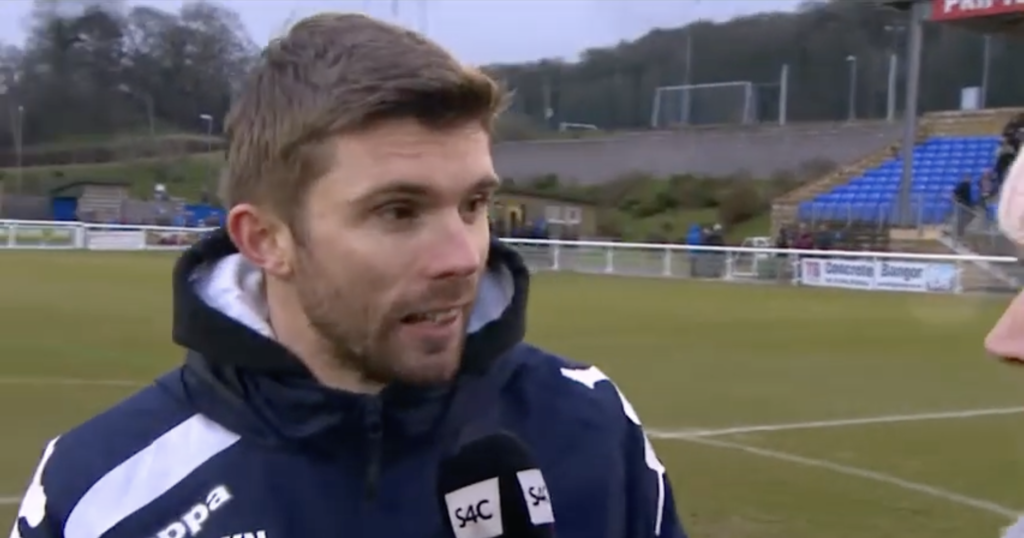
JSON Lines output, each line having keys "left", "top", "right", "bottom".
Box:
{"left": 886, "top": 54, "right": 898, "bottom": 122}
{"left": 779, "top": 63, "right": 789, "bottom": 126}
{"left": 14, "top": 105, "right": 23, "bottom": 194}
{"left": 199, "top": 114, "right": 214, "bottom": 151}
{"left": 884, "top": 24, "right": 905, "bottom": 124}
{"left": 898, "top": 1, "right": 926, "bottom": 227}
{"left": 980, "top": 34, "right": 992, "bottom": 108}
{"left": 682, "top": 32, "right": 694, "bottom": 125}
{"left": 846, "top": 55, "right": 858, "bottom": 122}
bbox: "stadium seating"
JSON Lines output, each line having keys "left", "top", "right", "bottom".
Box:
{"left": 797, "top": 135, "right": 1000, "bottom": 225}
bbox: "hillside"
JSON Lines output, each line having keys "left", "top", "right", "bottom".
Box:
{"left": 0, "top": 153, "right": 789, "bottom": 242}
{"left": 1, "top": 154, "right": 221, "bottom": 201}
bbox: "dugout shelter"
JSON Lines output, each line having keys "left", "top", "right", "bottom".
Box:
{"left": 49, "top": 180, "right": 130, "bottom": 222}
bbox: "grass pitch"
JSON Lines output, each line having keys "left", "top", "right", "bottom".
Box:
{"left": 1, "top": 250, "right": 1024, "bottom": 538}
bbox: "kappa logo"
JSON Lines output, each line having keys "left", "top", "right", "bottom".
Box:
{"left": 153, "top": 485, "right": 232, "bottom": 538}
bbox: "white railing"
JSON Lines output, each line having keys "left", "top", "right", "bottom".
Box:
{"left": 1, "top": 219, "right": 1020, "bottom": 294}
{"left": 0, "top": 219, "right": 217, "bottom": 251}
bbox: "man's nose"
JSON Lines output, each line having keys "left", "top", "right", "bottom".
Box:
{"left": 427, "top": 216, "right": 485, "bottom": 279}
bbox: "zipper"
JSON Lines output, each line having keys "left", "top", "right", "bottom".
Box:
{"left": 363, "top": 399, "right": 384, "bottom": 501}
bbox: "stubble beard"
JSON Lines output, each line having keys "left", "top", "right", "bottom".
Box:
{"left": 292, "top": 252, "right": 470, "bottom": 388}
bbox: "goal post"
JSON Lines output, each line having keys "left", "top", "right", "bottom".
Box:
{"left": 650, "top": 81, "right": 756, "bottom": 128}
{"left": 651, "top": 64, "right": 790, "bottom": 128}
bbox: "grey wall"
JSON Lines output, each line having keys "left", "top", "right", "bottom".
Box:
{"left": 1, "top": 196, "right": 185, "bottom": 224}
{"left": 1, "top": 194, "right": 50, "bottom": 220}
{"left": 493, "top": 120, "right": 903, "bottom": 183}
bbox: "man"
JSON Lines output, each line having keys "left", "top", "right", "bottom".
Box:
{"left": 991, "top": 142, "right": 1016, "bottom": 197}
{"left": 10, "top": 13, "right": 687, "bottom": 538}
{"left": 773, "top": 226, "right": 790, "bottom": 256}
{"left": 792, "top": 223, "right": 814, "bottom": 251}
{"left": 1001, "top": 112, "right": 1024, "bottom": 152}
{"left": 812, "top": 224, "right": 833, "bottom": 252}
{"left": 951, "top": 175, "right": 976, "bottom": 237}
{"left": 989, "top": 115, "right": 1024, "bottom": 198}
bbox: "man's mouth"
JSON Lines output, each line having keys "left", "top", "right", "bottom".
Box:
{"left": 401, "top": 307, "right": 462, "bottom": 325}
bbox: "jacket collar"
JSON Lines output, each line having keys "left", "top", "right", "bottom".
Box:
{"left": 168, "top": 229, "right": 530, "bottom": 450}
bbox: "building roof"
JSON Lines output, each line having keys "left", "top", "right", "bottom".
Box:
{"left": 49, "top": 180, "right": 130, "bottom": 197}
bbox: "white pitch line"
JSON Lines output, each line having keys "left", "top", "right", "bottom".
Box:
{"left": 0, "top": 385, "right": 1017, "bottom": 515}
{"left": 648, "top": 406, "right": 1024, "bottom": 439}
{"left": 0, "top": 410, "right": 1019, "bottom": 518}
{"left": 0, "top": 377, "right": 144, "bottom": 388}
{"left": 675, "top": 435, "right": 1020, "bottom": 518}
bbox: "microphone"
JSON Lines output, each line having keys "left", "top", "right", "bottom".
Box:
{"left": 437, "top": 432, "right": 555, "bottom": 538}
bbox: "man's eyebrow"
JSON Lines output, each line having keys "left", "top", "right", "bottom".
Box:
{"left": 356, "top": 176, "right": 501, "bottom": 202}
{"left": 359, "top": 182, "right": 432, "bottom": 200}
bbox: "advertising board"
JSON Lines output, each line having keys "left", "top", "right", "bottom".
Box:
{"left": 85, "top": 230, "right": 147, "bottom": 251}
{"left": 931, "top": 0, "right": 1024, "bottom": 22}
{"left": 800, "top": 258, "right": 959, "bottom": 293}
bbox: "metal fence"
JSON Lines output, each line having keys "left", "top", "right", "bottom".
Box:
{"left": 1, "top": 219, "right": 1020, "bottom": 296}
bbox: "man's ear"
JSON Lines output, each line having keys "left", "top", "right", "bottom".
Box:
{"left": 226, "top": 204, "right": 295, "bottom": 278}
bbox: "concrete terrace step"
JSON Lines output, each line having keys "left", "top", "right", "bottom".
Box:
{"left": 923, "top": 107, "right": 1024, "bottom": 138}
{"left": 893, "top": 233, "right": 1017, "bottom": 293}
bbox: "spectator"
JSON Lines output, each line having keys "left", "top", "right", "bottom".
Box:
{"left": 990, "top": 144, "right": 1015, "bottom": 196}
{"left": 814, "top": 224, "right": 834, "bottom": 251}
{"left": 772, "top": 227, "right": 791, "bottom": 267}
{"left": 989, "top": 115, "right": 1024, "bottom": 196}
{"left": 951, "top": 176, "right": 975, "bottom": 236}
{"left": 690, "top": 224, "right": 725, "bottom": 279}
{"left": 792, "top": 223, "right": 814, "bottom": 250}
{"left": 685, "top": 223, "right": 703, "bottom": 245}
{"left": 1002, "top": 112, "right": 1024, "bottom": 151}
{"left": 773, "top": 227, "right": 790, "bottom": 250}
{"left": 703, "top": 223, "right": 725, "bottom": 247}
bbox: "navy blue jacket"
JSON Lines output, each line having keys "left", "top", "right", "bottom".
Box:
{"left": 9, "top": 230, "right": 687, "bottom": 538}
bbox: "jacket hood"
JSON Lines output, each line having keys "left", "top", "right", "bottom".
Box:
{"left": 167, "top": 229, "right": 530, "bottom": 452}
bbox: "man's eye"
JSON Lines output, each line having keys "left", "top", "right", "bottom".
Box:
{"left": 379, "top": 203, "right": 419, "bottom": 221}
{"left": 465, "top": 195, "right": 492, "bottom": 214}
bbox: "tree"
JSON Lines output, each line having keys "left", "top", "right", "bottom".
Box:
{"left": 488, "top": 0, "right": 1023, "bottom": 129}
{"left": 0, "top": 0, "right": 256, "bottom": 152}
{"left": 1, "top": 0, "right": 1023, "bottom": 153}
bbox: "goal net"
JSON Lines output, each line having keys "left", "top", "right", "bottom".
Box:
{"left": 650, "top": 81, "right": 761, "bottom": 128}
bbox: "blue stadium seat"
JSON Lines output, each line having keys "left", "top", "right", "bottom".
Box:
{"left": 806, "top": 135, "right": 1001, "bottom": 225}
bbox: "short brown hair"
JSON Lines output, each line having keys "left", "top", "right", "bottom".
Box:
{"left": 221, "top": 13, "right": 504, "bottom": 223}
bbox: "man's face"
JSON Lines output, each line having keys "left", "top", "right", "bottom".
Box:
{"left": 289, "top": 119, "right": 497, "bottom": 386}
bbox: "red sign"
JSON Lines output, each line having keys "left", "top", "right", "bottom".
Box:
{"left": 933, "top": 0, "right": 1024, "bottom": 21}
